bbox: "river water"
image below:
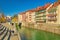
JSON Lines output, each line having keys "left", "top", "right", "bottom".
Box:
{"left": 20, "top": 27, "right": 60, "bottom": 40}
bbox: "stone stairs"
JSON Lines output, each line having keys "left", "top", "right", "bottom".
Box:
{"left": 0, "top": 24, "right": 19, "bottom": 40}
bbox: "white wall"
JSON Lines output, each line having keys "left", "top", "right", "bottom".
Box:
{"left": 56, "top": 5, "right": 60, "bottom": 24}
{"left": 18, "top": 14, "right": 22, "bottom": 23}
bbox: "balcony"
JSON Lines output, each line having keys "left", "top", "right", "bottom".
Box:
{"left": 36, "top": 20, "right": 46, "bottom": 23}
{"left": 46, "top": 14, "right": 57, "bottom": 17}
{"left": 36, "top": 14, "right": 46, "bottom": 17}
{"left": 36, "top": 17, "right": 46, "bottom": 20}
{"left": 47, "top": 18, "right": 57, "bottom": 21}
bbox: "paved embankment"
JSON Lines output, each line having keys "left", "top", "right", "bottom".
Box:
{"left": 1, "top": 23, "right": 21, "bottom": 40}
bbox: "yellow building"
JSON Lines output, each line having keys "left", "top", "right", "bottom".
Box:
{"left": 18, "top": 13, "right": 22, "bottom": 23}
{"left": 46, "top": 1, "right": 60, "bottom": 24}
{"left": 56, "top": 3, "right": 60, "bottom": 24}
{"left": 18, "top": 12, "right": 26, "bottom": 26}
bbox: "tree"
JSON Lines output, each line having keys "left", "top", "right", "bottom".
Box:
{"left": 11, "top": 14, "right": 18, "bottom": 23}
{"left": 0, "top": 13, "right": 6, "bottom": 23}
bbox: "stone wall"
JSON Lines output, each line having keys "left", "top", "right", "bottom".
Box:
{"left": 23, "top": 23, "right": 60, "bottom": 34}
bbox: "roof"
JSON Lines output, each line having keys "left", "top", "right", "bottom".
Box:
{"left": 19, "top": 12, "right": 26, "bottom": 15}
{"left": 26, "top": 9, "right": 36, "bottom": 12}
{"left": 53, "top": 1, "right": 60, "bottom": 7}
{"left": 25, "top": 3, "right": 51, "bottom": 12}
{"left": 35, "top": 3, "right": 51, "bottom": 11}
{"left": 48, "top": 1, "right": 60, "bottom": 11}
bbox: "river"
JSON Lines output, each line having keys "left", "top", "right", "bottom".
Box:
{"left": 20, "top": 27, "right": 60, "bottom": 40}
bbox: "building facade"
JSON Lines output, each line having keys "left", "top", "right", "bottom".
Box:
{"left": 35, "top": 3, "right": 51, "bottom": 24}
{"left": 25, "top": 10, "right": 36, "bottom": 23}
{"left": 18, "top": 1, "right": 60, "bottom": 24}
{"left": 46, "top": 1, "right": 60, "bottom": 24}
{"left": 6, "top": 16, "right": 12, "bottom": 22}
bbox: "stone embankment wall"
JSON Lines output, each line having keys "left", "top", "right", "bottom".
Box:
{"left": 23, "top": 23, "right": 60, "bottom": 34}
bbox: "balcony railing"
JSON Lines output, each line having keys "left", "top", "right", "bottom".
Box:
{"left": 36, "top": 18, "right": 46, "bottom": 20}
{"left": 46, "top": 14, "right": 57, "bottom": 17}
{"left": 47, "top": 18, "right": 57, "bottom": 21}
{"left": 36, "top": 14, "right": 46, "bottom": 17}
{"left": 36, "top": 20, "right": 46, "bottom": 23}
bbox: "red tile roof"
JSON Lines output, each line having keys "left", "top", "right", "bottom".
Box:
{"left": 26, "top": 9, "right": 36, "bottom": 12}
{"left": 25, "top": 3, "right": 51, "bottom": 12}
{"left": 53, "top": 1, "right": 60, "bottom": 7}
{"left": 35, "top": 3, "right": 51, "bottom": 11}
{"left": 19, "top": 12, "right": 26, "bottom": 15}
{"left": 48, "top": 1, "right": 60, "bottom": 11}
{"left": 19, "top": 2, "right": 60, "bottom": 14}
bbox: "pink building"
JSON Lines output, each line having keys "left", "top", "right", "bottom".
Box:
{"left": 18, "top": 12, "right": 26, "bottom": 23}
{"left": 25, "top": 10, "right": 36, "bottom": 23}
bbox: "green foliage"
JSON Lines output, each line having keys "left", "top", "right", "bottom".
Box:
{"left": 48, "top": 7, "right": 57, "bottom": 13}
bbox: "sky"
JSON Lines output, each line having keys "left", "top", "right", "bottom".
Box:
{"left": 0, "top": 0, "right": 57, "bottom": 16}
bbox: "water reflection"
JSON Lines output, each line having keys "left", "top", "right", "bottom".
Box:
{"left": 20, "top": 28, "right": 32, "bottom": 40}
{"left": 20, "top": 33, "right": 27, "bottom": 40}
{"left": 20, "top": 27, "right": 60, "bottom": 40}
